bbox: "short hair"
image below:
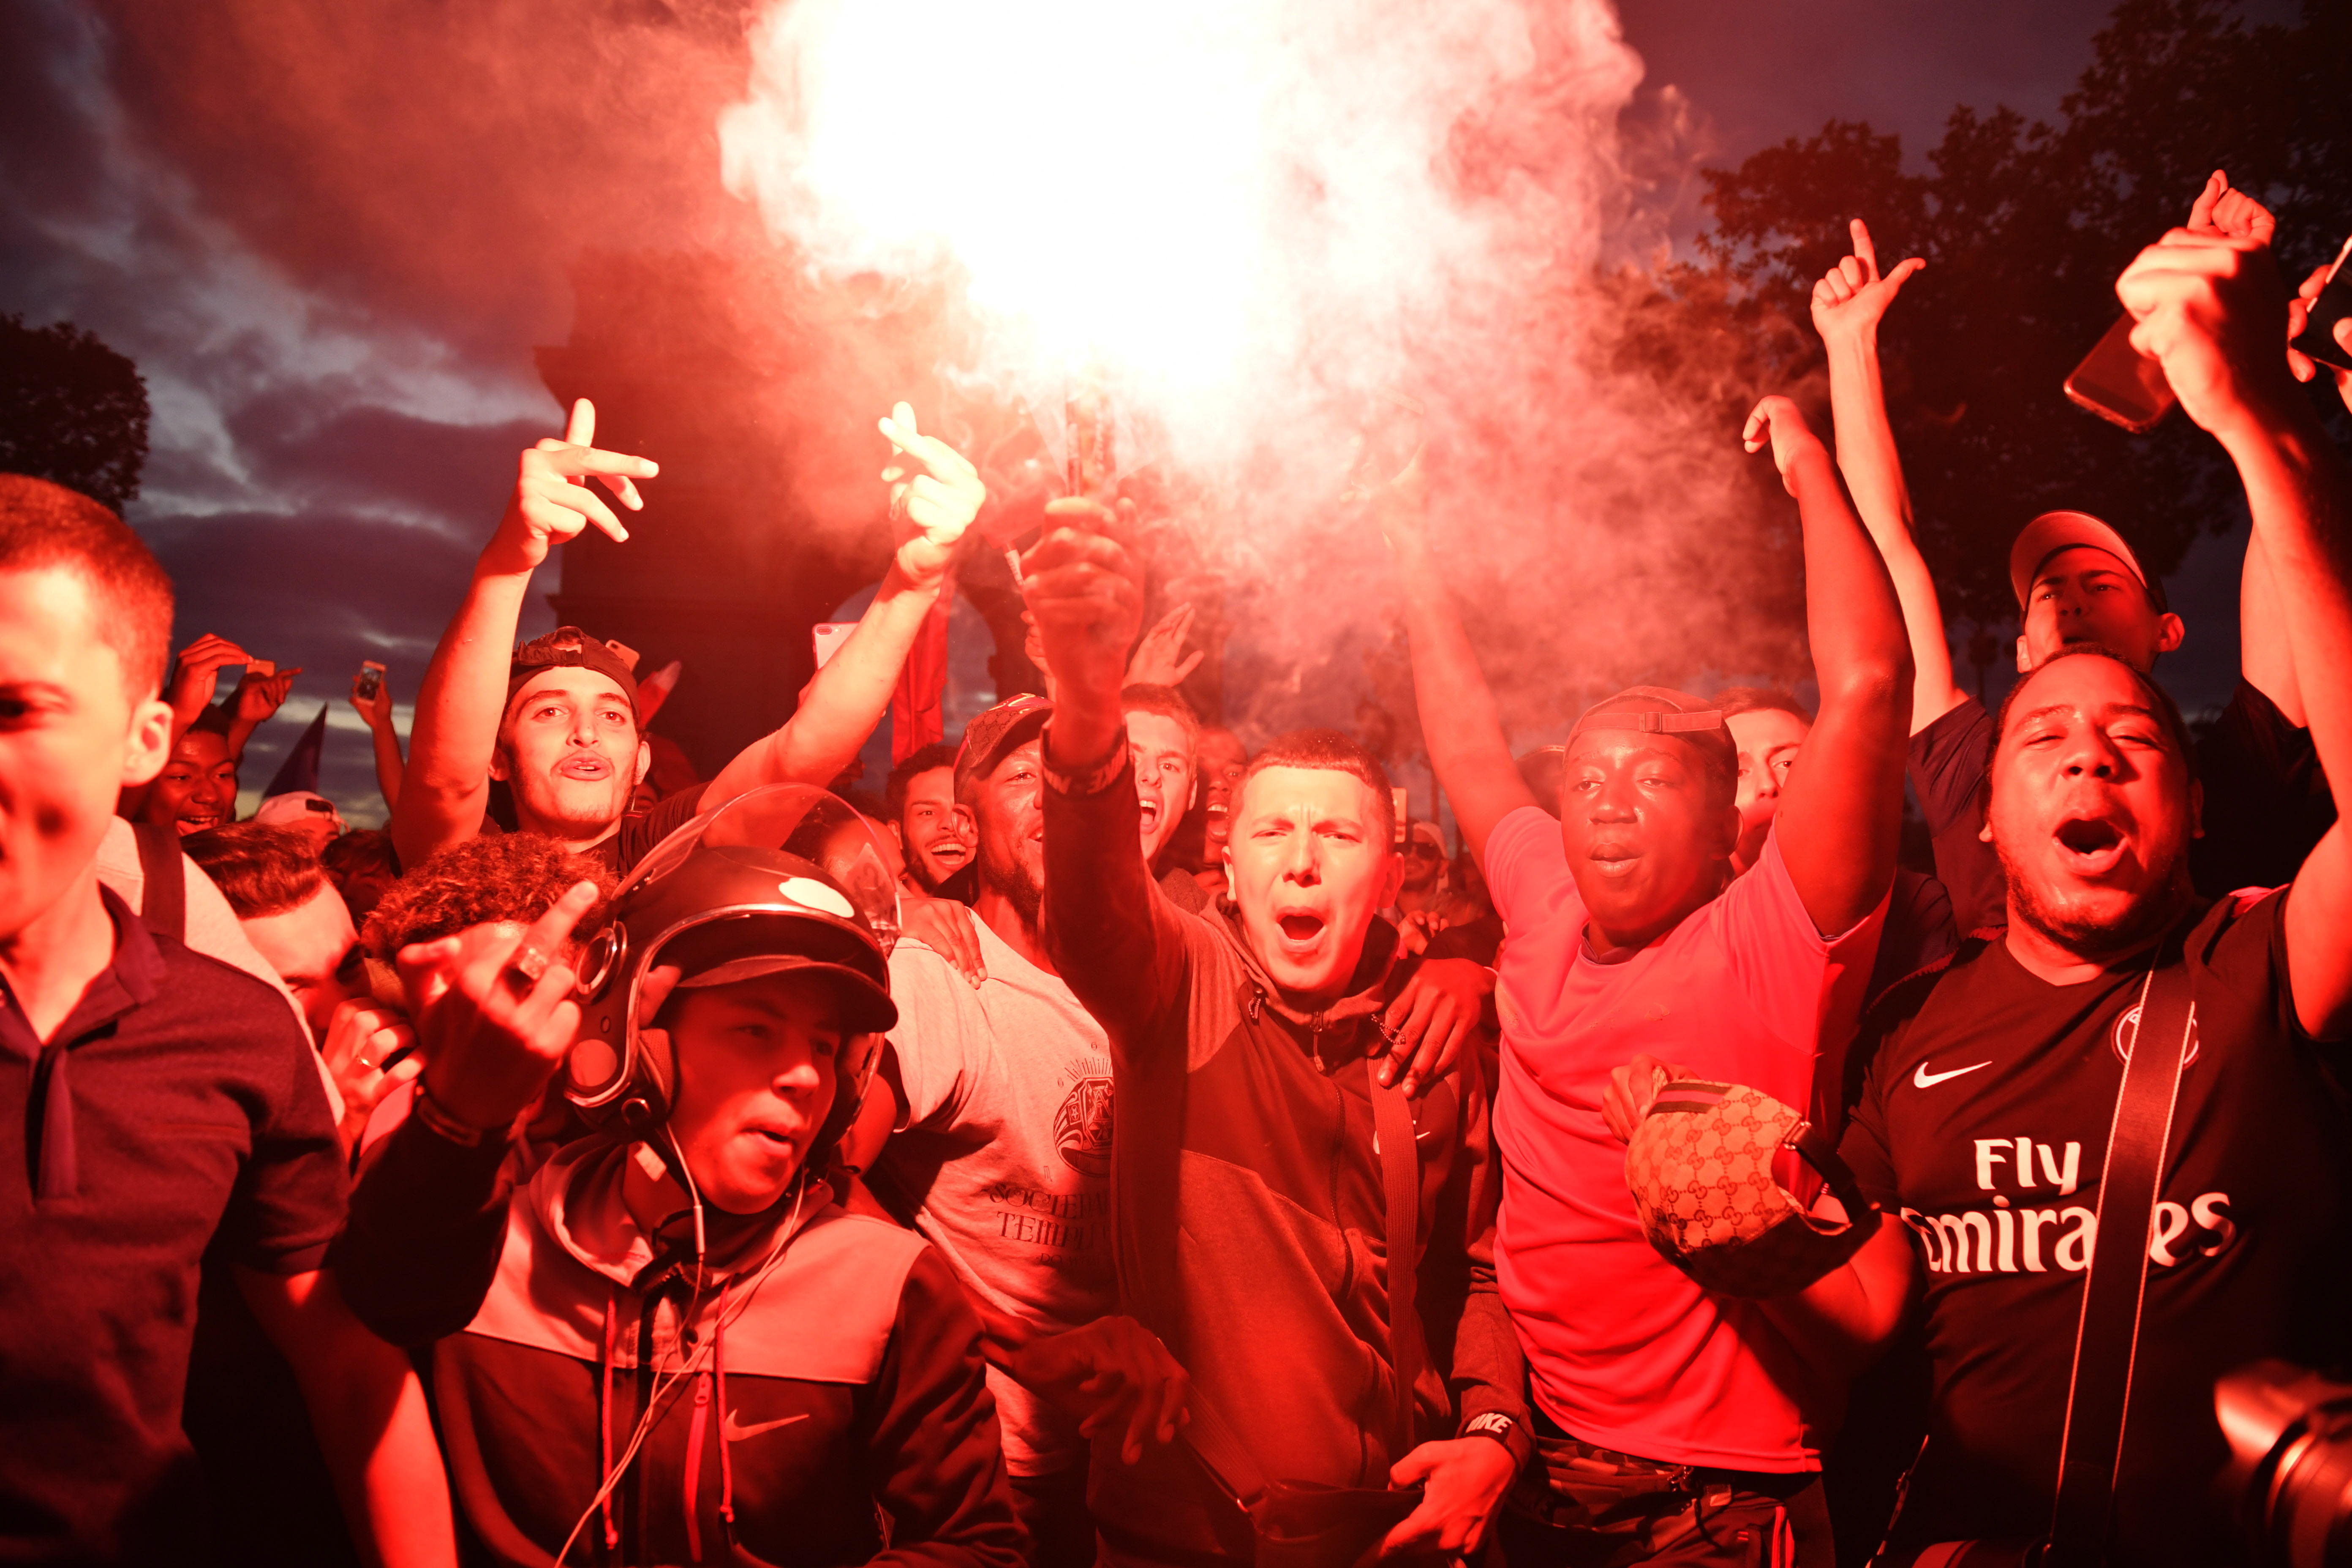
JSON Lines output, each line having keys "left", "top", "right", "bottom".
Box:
{"left": 362, "top": 832, "right": 614, "bottom": 963}
{"left": 1237, "top": 728, "right": 1396, "bottom": 845}
{"left": 1714, "top": 686, "right": 1813, "bottom": 723}
{"left": 181, "top": 822, "right": 325, "bottom": 920}
{"left": 321, "top": 827, "right": 399, "bottom": 884}
{"left": 885, "top": 743, "right": 961, "bottom": 819}
{"left": 1121, "top": 684, "right": 1200, "bottom": 757}
{"left": 1987, "top": 646, "right": 2197, "bottom": 807}
{"left": 0, "top": 475, "right": 174, "bottom": 698}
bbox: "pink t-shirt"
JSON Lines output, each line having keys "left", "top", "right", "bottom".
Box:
{"left": 1485, "top": 806, "right": 1882, "bottom": 1471}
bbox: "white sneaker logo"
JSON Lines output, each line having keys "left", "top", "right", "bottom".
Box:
{"left": 723, "top": 1410, "right": 810, "bottom": 1441}
{"left": 1913, "top": 1060, "right": 1992, "bottom": 1089}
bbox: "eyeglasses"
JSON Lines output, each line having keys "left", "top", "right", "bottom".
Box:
{"left": 1405, "top": 843, "right": 1443, "bottom": 860}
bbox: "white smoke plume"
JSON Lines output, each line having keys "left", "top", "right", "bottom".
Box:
{"left": 719, "top": 0, "right": 1809, "bottom": 744}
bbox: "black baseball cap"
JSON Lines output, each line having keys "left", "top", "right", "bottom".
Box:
{"left": 953, "top": 695, "right": 1054, "bottom": 803}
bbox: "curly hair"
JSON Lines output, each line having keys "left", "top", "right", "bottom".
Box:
{"left": 361, "top": 831, "right": 614, "bottom": 962}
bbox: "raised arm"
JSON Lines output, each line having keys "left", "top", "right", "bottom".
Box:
{"left": 705, "top": 405, "right": 980, "bottom": 808}
{"left": 1027, "top": 499, "right": 1192, "bottom": 1035}
{"left": 2119, "top": 225, "right": 2352, "bottom": 1039}
{"left": 1813, "top": 219, "right": 1960, "bottom": 735}
{"left": 350, "top": 669, "right": 405, "bottom": 811}
{"left": 392, "top": 400, "right": 655, "bottom": 870}
{"left": 1744, "top": 397, "right": 1913, "bottom": 936}
{"left": 1369, "top": 452, "right": 1537, "bottom": 866}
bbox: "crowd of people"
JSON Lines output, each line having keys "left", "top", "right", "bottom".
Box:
{"left": 3, "top": 171, "right": 2350, "bottom": 1568}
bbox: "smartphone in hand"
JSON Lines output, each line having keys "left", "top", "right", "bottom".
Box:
{"left": 2064, "top": 314, "right": 2175, "bottom": 433}
{"left": 356, "top": 660, "right": 385, "bottom": 701}
{"left": 2289, "top": 234, "right": 2352, "bottom": 375}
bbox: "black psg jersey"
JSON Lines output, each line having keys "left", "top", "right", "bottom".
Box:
{"left": 1840, "top": 889, "right": 2352, "bottom": 1564}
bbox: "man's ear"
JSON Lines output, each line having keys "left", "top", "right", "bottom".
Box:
{"left": 122, "top": 697, "right": 172, "bottom": 788}
{"left": 2015, "top": 634, "right": 2033, "bottom": 674}
{"left": 488, "top": 743, "right": 512, "bottom": 783}
{"left": 1221, "top": 845, "right": 1235, "bottom": 904}
{"left": 1377, "top": 849, "right": 1407, "bottom": 909}
{"left": 634, "top": 741, "right": 652, "bottom": 787}
{"left": 887, "top": 820, "right": 904, "bottom": 851}
{"left": 2156, "top": 612, "right": 2186, "bottom": 655}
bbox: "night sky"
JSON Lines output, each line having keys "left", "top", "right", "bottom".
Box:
{"left": 0, "top": 0, "right": 2268, "bottom": 824}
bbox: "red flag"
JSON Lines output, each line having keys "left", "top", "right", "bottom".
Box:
{"left": 890, "top": 586, "right": 953, "bottom": 765}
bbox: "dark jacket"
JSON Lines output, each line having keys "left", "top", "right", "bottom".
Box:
{"left": 1043, "top": 758, "right": 1530, "bottom": 1565}
{"left": 333, "top": 1126, "right": 1024, "bottom": 1568}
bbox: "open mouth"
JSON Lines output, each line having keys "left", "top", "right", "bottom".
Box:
{"left": 749, "top": 1127, "right": 798, "bottom": 1151}
{"left": 1137, "top": 800, "right": 1162, "bottom": 834}
{"left": 1277, "top": 912, "right": 1325, "bottom": 945}
{"left": 2053, "top": 815, "right": 2128, "bottom": 875}
{"left": 175, "top": 812, "right": 222, "bottom": 836}
{"left": 930, "top": 842, "right": 969, "bottom": 867}
{"left": 556, "top": 752, "right": 612, "bottom": 781}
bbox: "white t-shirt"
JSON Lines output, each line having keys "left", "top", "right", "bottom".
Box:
{"left": 879, "top": 918, "right": 1115, "bottom": 1476}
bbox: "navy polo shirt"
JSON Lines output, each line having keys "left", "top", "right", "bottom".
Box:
{"left": 0, "top": 885, "right": 347, "bottom": 1563}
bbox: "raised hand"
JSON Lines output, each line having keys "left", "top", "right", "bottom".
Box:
{"left": 2116, "top": 228, "right": 2300, "bottom": 443}
{"left": 880, "top": 403, "right": 985, "bottom": 589}
{"left": 167, "top": 634, "right": 251, "bottom": 726}
{"left": 349, "top": 668, "right": 395, "bottom": 731}
{"left": 1810, "top": 218, "right": 1925, "bottom": 344}
{"left": 1023, "top": 498, "right": 1146, "bottom": 714}
{"left": 1124, "top": 602, "right": 1204, "bottom": 688}
{"left": 399, "top": 880, "right": 600, "bottom": 1136}
{"left": 1007, "top": 1315, "right": 1190, "bottom": 1466}
{"left": 231, "top": 665, "right": 300, "bottom": 726}
{"left": 1345, "top": 396, "right": 1430, "bottom": 555}
{"left": 1743, "top": 395, "right": 1832, "bottom": 495}
{"left": 2289, "top": 261, "right": 2352, "bottom": 416}
{"left": 2184, "top": 168, "right": 2277, "bottom": 248}
{"left": 485, "top": 399, "right": 658, "bottom": 575}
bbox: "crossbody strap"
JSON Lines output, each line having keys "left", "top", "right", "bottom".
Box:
{"left": 131, "top": 822, "right": 185, "bottom": 942}
{"left": 1370, "top": 1062, "right": 1422, "bottom": 1465}
{"left": 2044, "top": 959, "right": 2196, "bottom": 1563}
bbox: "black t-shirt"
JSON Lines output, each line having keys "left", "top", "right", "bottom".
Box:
{"left": 582, "top": 781, "right": 709, "bottom": 880}
{"left": 0, "top": 890, "right": 348, "bottom": 1563}
{"left": 1909, "top": 681, "right": 2334, "bottom": 936}
{"left": 1840, "top": 890, "right": 2351, "bottom": 1563}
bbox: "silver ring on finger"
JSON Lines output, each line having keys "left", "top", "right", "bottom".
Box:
{"left": 505, "top": 945, "right": 552, "bottom": 994}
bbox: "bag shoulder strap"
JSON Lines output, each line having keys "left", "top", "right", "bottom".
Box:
{"left": 2045, "top": 958, "right": 2195, "bottom": 1563}
{"left": 131, "top": 822, "right": 185, "bottom": 943}
{"left": 1370, "top": 1062, "right": 1421, "bottom": 1465}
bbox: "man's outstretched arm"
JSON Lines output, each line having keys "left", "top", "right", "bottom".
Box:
{"left": 2120, "top": 226, "right": 2352, "bottom": 1039}
{"left": 704, "top": 405, "right": 980, "bottom": 809}
{"left": 1745, "top": 397, "right": 1913, "bottom": 937}
{"left": 1028, "top": 499, "right": 1191, "bottom": 1039}
{"left": 392, "top": 400, "right": 655, "bottom": 870}
{"left": 1369, "top": 453, "right": 1537, "bottom": 868}
{"left": 1813, "top": 220, "right": 1963, "bottom": 737}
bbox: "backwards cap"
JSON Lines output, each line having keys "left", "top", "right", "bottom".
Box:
{"left": 1568, "top": 685, "right": 1736, "bottom": 783}
{"left": 507, "top": 627, "right": 641, "bottom": 724}
{"left": 954, "top": 694, "right": 1054, "bottom": 803}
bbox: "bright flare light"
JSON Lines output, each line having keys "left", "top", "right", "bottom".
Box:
{"left": 719, "top": 0, "right": 1597, "bottom": 465}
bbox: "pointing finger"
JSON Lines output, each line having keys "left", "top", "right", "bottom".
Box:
{"left": 1849, "top": 217, "right": 1878, "bottom": 276}
{"left": 566, "top": 398, "right": 596, "bottom": 449}
{"left": 2185, "top": 169, "right": 2226, "bottom": 232}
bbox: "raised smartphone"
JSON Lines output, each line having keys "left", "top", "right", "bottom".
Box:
{"left": 2289, "top": 233, "right": 2352, "bottom": 375}
{"left": 2064, "top": 313, "right": 2175, "bottom": 433}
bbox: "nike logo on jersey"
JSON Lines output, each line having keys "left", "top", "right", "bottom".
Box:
{"left": 723, "top": 1410, "right": 810, "bottom": 1441}
{"left": 1913, "top": 1060, "right": 1992, "bottom": 1089}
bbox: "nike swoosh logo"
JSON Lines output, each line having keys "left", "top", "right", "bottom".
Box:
{"left": 722, "top": 1410, "right": 810, "bottom": 1442}
{"left": 1913, "top": 1060, "right": 1992, "bottom": 1089}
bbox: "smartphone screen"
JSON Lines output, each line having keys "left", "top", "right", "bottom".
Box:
{"left": 2064, "top": 314, "right": 2175, "bottom": 433}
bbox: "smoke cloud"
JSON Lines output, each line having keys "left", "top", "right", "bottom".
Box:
{"left": 715, "top": 0, "right": 1814, "bottom": 745}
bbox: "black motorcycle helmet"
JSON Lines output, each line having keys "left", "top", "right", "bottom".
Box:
{"left": 563, "top": 784, "right": 901, "bottom": 1175}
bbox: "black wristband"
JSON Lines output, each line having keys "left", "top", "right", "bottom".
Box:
{"left": 1460, "top": 1411, "right": 1517, "bottom": 1450}
{"left": 1043, "top": 730, "right": 1130, "bottom": 797}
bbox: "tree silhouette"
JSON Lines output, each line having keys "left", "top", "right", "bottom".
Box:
{"left": 0, "top": 315, "right": 150, "bottom": 513}
{"left": 1680, "top": 0, "right": 2352, "bottom": 629}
